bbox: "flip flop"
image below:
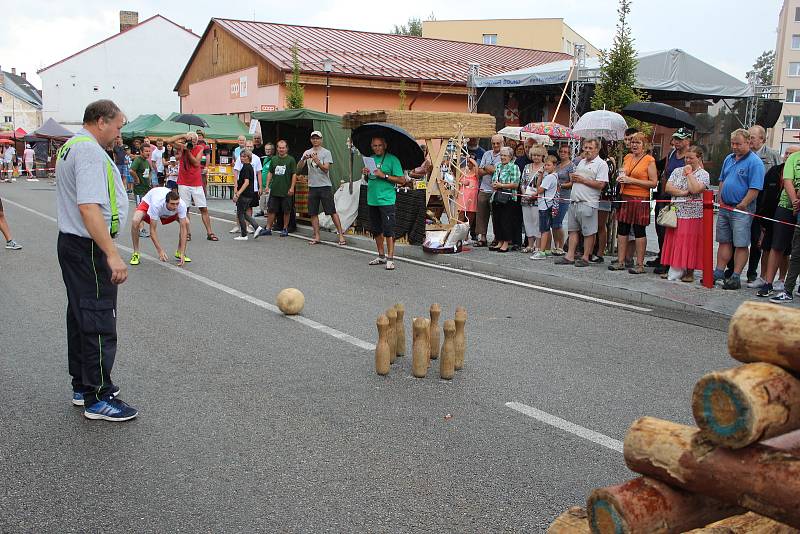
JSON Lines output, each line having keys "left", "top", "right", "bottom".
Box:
{"left": 207, "top": 233, "right": 219, "bottom": 241}
{"left": 308, "top": 239, "right": 321, "bottom": 245}
{"left": 338, "top": 238, "right": 347, "bottom": 246}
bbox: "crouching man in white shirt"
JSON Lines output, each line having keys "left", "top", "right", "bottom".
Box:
{"left": 128, "top": 187, "right": 190, "bottom": 266}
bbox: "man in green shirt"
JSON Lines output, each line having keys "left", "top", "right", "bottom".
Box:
{"left": 766, "top": 147, "right": 800, "bottom": 302}
{"left": 130, "top": 144, "right": 152, "bottom": 237}
{"left": 262, "top": 140, "right": 297, "bottom": 237}
{"left": 257, "top": 142, "right": 274, "bottom": 217}
{"left": 361, "top": 136, "right": 408, "bottom": 270}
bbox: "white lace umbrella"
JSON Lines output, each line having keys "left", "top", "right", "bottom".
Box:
{"left": 497, "top": 126, "right": 553, "bottom": 146}
{"left": 572, "top": 110, "right": 628, "bottom": 141}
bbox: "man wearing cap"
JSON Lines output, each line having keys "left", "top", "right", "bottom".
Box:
{"left": 55, "top": 99, "right": 138, "bottom": 422}
{"left": 298, "top": 131, "right": 347, "bottom": 245}
{"left": 652, "top": 128, "right": 692, "bottom": 274}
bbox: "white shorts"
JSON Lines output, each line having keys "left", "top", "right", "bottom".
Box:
{"left": 178, "top": 185, "right": 207, "bottom": 209}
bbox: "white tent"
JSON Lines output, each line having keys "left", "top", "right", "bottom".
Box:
{"left": 475, "top": 49, "right": 751, "bottom": 100}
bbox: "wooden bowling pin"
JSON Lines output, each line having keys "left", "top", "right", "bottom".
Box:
{"left": 394, "top": 303, "right": 406, "bottom": 357}
{"left": 440, "top": 320, "right": 456, "bottom": 380}
{"left": 411, "top": 318, "right": 428, "bottom": 378}
{"left": 455, "top": 306, "right": 466, "bottom": 315}
{"left": 385, "top": 308, "right": 398, "bottom": 364}
{"left": 375, "top": 315, "right": 391, "bottom": 376}
{"left": 454, "top": 310, "right": 466, "bottom": 370}
{"left": 429, "top": 303, "right": 441, "bottom": 360}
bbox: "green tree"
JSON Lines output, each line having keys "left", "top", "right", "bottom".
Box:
{"left": 748, "top": 50, "right": 775, "bottom": 86}
{"left": 391, "top": 17, "right": 423, "bottom": 36}
{"left": 285, "top": 41, "right": 304, "bottom": 109}
{"left": 591, "top": 0, "right": 645, "bottom": 114}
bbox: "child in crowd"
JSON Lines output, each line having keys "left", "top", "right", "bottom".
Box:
{"left": 531, "top": 156, "right": 559, "bottom": 260}
{"left": 166, "top": 156, "right": 179, "bottom": 191}
{"left": 124, "top": 146, "right": 133, "bottom": 194}
{"left": 458, "top": 157, "right": 479, "bottom": 241}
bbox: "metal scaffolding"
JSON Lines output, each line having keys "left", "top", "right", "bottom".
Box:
{"left": 467, "top": 63, "right": 480, "bottom": 113}
{"left": 744, "top": 69, "right": 782, "bottom": 129}
{"left": 568, "top": 44, "right": 587, "bottom": 156}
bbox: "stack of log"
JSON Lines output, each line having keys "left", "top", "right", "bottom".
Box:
{"left": 548, "top": 302, "right": 800, "bottom": 533}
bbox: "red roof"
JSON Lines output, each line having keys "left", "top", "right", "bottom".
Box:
{"left": 0, "top": 128, "right": 27, "bottom": 139}
{"left": 184, "top": 19, "right": 570, "bottom": 87}
{"left": 38, "top": 15, "right": 198, "bottom": 74}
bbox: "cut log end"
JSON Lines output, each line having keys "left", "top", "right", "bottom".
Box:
{"left": 692, "top": 373, "right": 753, "bottom": 448}
{"left": 586, "top": 497, "right": 627, "bottom": 534}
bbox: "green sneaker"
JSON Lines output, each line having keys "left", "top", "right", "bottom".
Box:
{"left": 129, "top": 252, "right": 140, "bottom": 265}
{"left": 175, "top": 251, "right": 191, "bottom": 263}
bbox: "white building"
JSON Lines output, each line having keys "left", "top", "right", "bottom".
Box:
{"left": 0, "top": 67, "right": 42, "bottom": 134}
{"left": 38, "top": 12, "right": 199, "bottom": 130}
{"left": 771, "top": 0, "right": 800, "bottom": 152}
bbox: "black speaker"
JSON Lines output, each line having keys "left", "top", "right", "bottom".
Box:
{"left": 756, "top": 99, "right": 782, "bottom": 129}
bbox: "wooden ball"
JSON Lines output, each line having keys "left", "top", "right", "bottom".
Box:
{"left": 276, "top": 288, "right": 305, "bottom": 315}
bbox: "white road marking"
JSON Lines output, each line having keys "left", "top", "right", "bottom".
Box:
{"left": 203, "top": 212, "right": 652, "bottom": 313}
{"left": 5, "top": 199, "right": 376, "bottom": 352}
{"left": 505, "top": 401, "right": 624, "bottom": 453}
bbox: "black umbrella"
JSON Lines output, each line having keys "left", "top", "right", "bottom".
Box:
{"left": 172, "top": 114, "right": 209, "bottom": 129}
{"left": 351, "top": 122, "right": 424, "bottom": 169}
{"left": 622, "top": 102, "right": 697, "bottom": 130}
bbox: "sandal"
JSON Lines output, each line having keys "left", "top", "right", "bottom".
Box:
{"left": 628, "top": 265, "right": 646, "bottom": 274}
{"left": 368, "top": 257, "right": 387, "bottom": 266}
{"left": 608, "top": 262, "right": 625, "bottom": 271}
{"left": 308, "top": 239, "right": 321, "bottom": 245}
{"left": 337, "top": 236, "right": 347, "bottom": 246}
{"left": 385, "top": 260, "right": 396, "bottom": 270}
{"left": 207, "top": 233, "right": 219, "bottom": 241}
{"left": 474, "top": 241, "right": 488, "bottom": 248}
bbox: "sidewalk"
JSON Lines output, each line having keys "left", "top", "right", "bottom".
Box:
{"left": 204, "top": 198, "right": 788, "bottom": 319}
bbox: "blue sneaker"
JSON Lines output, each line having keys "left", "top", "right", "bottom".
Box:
{"left": 83, "top": 398, "right": 138, "bottom": 422}
{"left": 260, "top": 229, "right": 272, "bottom": 236}
{"left": 72, "top": 385, "right": 120, "bottom": 406}
{"left": 279, "top": 228, "right": 289, "bottom": 237}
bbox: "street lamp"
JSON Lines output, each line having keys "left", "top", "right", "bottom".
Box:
{"left": 323, "top": 58, "right": 333, "bottom": 113}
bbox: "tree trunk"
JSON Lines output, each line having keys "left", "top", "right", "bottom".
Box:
{"left": 683, "top": 512, "right": 800, "bottom": 533}
{"left": 586, "top": 477, "right": 740, "bottom": 534}
{"left": 692, "top": 362, "right": 800, "bottom": 448}
{"left": 728, "top": 302, "right": 800, "bottom": 373}
{"left": 547, "top": 507, "right": 590, "bottom": 534}
{"left": 623, "top": 417, "right": 800, "bottom": 527}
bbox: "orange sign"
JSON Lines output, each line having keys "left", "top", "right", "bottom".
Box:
{"left": 229, "top": 76, "right": 248, "bottom": 99}
{"left": 260, "top": 105, "right": 278, "bottom": 112}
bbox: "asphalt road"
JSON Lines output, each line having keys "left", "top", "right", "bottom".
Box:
{"left": 0, "top": 182, "right": 731, "bottom": 533}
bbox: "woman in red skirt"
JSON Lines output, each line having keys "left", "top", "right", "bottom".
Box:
{"left": 662, "top": 146, "right": 710, "bottom": 283}
{"left": 609, "top": 132, "right": 658, "bottom": 274}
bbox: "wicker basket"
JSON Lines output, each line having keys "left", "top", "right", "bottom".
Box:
{"left": 342, "top": 110, "right": 497, "bottom": 139}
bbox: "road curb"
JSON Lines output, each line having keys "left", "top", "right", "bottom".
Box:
{"left": 203, "top": 207, "right": 731, "bottom": 323}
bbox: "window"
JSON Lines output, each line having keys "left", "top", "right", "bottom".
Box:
{"left": 0, "top": 95, "right": 3, "bottom": 103}
{"left": 787, "top": 89, "right": 800, "bottom": 102}
{"left": 793, "top": 35, "right": 800, "bottom": 49}
{"left": 3, "top": 116, "right": 11, "bottom": 123}
{"left": 483, "top": 34, "right": 497, "bottom": 45}
{"left": 790, "top": 62, "right": 800, "bottom": 76}
{"left": 785, "top": 115, "right": 800, "bottom": 129}
{"left": 795, "top": 6, "right": 800, "bottom": 21}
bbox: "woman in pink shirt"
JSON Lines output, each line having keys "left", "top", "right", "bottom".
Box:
{"left": 23, "top": 144, "right": 35, "bottom": 178}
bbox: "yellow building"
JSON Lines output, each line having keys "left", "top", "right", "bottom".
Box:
{"left": 770, "top": 0, "right": 800, "bottom": 152}
{"left": 422, "top": 18, "right": 600, "bottom": 57}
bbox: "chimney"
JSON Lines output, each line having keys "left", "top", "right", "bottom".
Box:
{"left": 20, "top": 72, "right": 26, "bottom": 80}
{"left": 119, "top": 11, "right": 138, "bottom": 33}
{"left": 11, "top": 67, "right": 16, "bottom": 75}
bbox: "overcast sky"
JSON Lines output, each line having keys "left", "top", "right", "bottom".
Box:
{"left": 1, "top": 0, "right": 782, "bottom": 90}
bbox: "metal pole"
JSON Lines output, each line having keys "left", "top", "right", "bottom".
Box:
{"left": 569, "top": 44, "right": 586, "bottom": 158}
{"left": 325, "top": 73, "right": 330, "bottom": 113}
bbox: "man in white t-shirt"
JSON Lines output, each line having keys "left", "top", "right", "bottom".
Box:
{"left": 150, "top": 139, "right": 165, "bottom": 186}
{"left": 3, "top": 145, "right": 16, "bottom": 180}
{"left": 230, "top": 139, "right": 262, "bottom": 233}
{"left": 555, "top": 138, "right": 609, "bottom": 267}
{"left": 128, "top": 187, "right": 190, "bottom": 266}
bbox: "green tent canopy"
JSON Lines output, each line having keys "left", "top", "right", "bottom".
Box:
{"left": 120, "top": 114, "right": 162, "bottom": 140}
{"left": 251, "top": 109, "right": 363, "bottom": 189}
{"left": 145, "top": 113, "right": 250, "bottom": 142}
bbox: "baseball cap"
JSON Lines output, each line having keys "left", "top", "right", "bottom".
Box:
{"left": 169, "top": 156, "right": 177, "bottom": 162}
{"left": 310, "top": 130, "right": 323, "bottom": 138}
{"left": 672, "top": 128, "right": 693, "bottom": 140}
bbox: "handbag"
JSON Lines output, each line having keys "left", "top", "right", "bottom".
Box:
{"left": 493, "top": 190, "right": 512, "bottom": 204}
{"left": 656, "top": 203, "right": 678, "bottom": 228}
